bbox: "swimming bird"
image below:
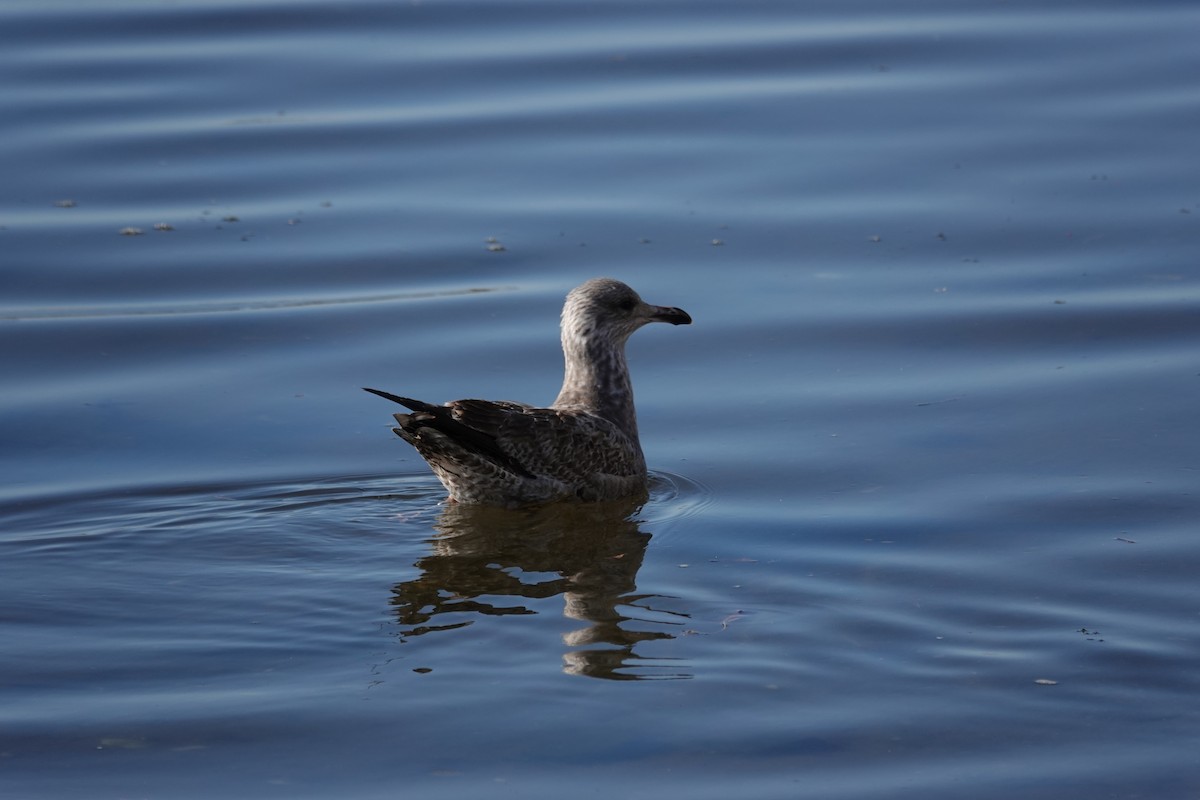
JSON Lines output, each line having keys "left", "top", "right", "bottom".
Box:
{"left": 364, "top": 278, "right": 691, "bottom": 506}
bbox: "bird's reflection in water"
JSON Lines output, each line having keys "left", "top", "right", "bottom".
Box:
{"left": 390, "top": 499, "right": 691, "bottom": 680}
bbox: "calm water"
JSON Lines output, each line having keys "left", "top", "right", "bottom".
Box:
{"left": 3, "top": 0, "right": 1199, "bottom": 797}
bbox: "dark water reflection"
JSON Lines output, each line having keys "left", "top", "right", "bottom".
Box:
{"left": 392, "top": 499, "right": 691, "bottom": 680}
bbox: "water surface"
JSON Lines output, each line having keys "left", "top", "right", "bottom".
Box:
{"left": 3, "top": 1, "right": 1199, "bottom": 798}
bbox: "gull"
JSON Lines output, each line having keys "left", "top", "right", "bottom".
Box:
{"left": 364, "top": 278, "right": 691, "bottom": 505}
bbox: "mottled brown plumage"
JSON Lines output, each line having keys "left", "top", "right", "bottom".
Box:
{"left": 365, "top": 278, "right": 691, "bottom": 506}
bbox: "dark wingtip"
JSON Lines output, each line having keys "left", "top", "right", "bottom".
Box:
{"left": 363, "top": 387, "right": 422, "bottom": 409}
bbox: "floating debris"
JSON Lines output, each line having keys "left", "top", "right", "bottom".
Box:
{"left": 222, "top": 215, "right": 239, "bottom": 223}
{"left": 486, "top": 243, "right": 506, "bottom": 252}
{"left": 1034, "top": 678, "right": 1058, "bottom": 686}
{"left": 118, "top": 227, "right": 144, "bottom": 236}
{"left": 721, "top": 610, "right": 747, "bottom": 630}
{"left": 153, "top": 222, "right": 175, "bottom": 232}
{"left": 868, "top": 234, "right": 882, "bottom": 243}
{"left": 1114, "top": 536, "right": 1136, "bottom": 544}
{"left": 710, "top": 238, "right": 724, "bottom": 246}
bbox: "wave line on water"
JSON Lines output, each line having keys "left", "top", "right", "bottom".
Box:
{"left": 0, "top": 285, "right": 514, "bottom": 322}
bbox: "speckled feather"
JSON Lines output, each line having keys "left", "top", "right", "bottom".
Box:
{"left": 365, "top": 278, "right": 691, "bottom": 506}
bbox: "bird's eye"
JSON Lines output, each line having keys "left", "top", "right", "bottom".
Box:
{"left": 617, "top": 297, "right": 637, "bottom": 311}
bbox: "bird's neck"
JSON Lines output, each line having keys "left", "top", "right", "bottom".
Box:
{"left": 553, "top": 331, "right": 640, "bottom": 444}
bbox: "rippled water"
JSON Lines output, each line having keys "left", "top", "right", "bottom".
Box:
{"left": 3, "top": 1, "right": 1199, "bottom": 798}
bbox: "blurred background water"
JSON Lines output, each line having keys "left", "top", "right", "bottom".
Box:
{"left": 2, "top": 1, "right": 1199, "bottom": 798}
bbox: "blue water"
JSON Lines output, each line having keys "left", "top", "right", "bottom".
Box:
{"left": 3, "top": 1, "right": 1199, "bottom": 798}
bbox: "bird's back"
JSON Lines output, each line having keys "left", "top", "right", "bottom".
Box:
{"left": 366, "top": 388, "right": 647, "bottom": 506}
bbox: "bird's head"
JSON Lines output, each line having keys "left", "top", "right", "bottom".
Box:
{"left": 562, "top": 278, "right": 692, "bottom": 347}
